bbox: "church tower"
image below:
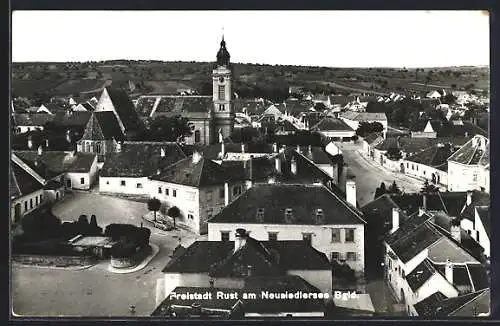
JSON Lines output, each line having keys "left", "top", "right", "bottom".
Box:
{"left": 212, "top": 35, "right": 234, "bottom": 142}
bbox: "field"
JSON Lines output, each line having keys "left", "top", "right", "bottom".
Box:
{"left": 12, "top": 79, "right": 66, "bottom": 97}
{"left": 143, "top": 80, "right": 195, "bottom": 94}
{"left": 50, "top": 79, "right": 107, "bottom": 95}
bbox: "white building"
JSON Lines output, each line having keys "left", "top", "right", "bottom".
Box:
{"left": 447, "top": 135, "right": 489, "bottom": 193}
{"left": 208, "top": 182, "right": 366, "bottom": 275}
{"left": 426, "top": 90, "right": 442, "bottom": 99}
{"left": 12, "top": 113, "right": 54, "bottom": 134}
{"left": 401, "top": 143, "right": 453, "bottom": 186}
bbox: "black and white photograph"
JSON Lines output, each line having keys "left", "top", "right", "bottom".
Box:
{"left": 10, "top": 10, "right": 491, "bottom": 318}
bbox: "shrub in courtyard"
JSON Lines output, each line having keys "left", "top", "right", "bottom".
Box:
{"left": 21, "top": 208, "right": 62, "bottom": 241}
{"left": 147, "top": 197, "right": 161, "bottom": 222}
{"left": 167, "top": 206, "right": 181, "bottom": 229}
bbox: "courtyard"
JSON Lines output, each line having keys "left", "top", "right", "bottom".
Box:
{"left": 12, "top": 192, "right": 205, "bottom": 317}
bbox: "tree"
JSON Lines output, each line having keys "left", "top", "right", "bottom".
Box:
{"left": 374, "top": 182, "right": 387, "bottom": 199}
{"left": 77, "top": 215, "right": 89, "bottom": 234}
{"left": 147, "top": 197, "right": 161, "bottom": 222}
{"left": 388, "top": 181, "right": 402, "bottom": 195}
{"left": 146, "top": 115, "right": 193, "bottom": 142}
{"left": 167, "top": 206, "right": 181, "bottom": 229}
{"left": 355, "top": 122, "right": 384, "bottom": 137}
{"left": 421, "top": 179, "right": 439, "bottom": 194}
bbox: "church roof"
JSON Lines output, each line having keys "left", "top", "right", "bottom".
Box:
{"left": 103, "top": 87, "right": 142, "bottom": 132}
{"left": 80, "top": 111, "right": 125, "bottom": 141}
{"left": 152, "top": 96, "right": 212, "bottom": 118}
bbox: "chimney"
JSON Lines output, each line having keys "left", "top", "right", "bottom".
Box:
{"left": 241, "top": 143, "right": 246, "bottom": 153}
{"left": 247, "top": 265, "right": 253, "bottom": 277}
{"left": 290, "top": 156, "right": 297, "bottom": 175}
{"left": 466, "top": 191, "right": 473, "bottom": 206}
{"left": 450, "top": 220, "right": 461, "bottom": 243}
{"left": 275, "top": 156, "right": 282, "bottom": 173}
{"left": 224, "top": 182, "right": 230, "bottom": 206}
{"left": 116, "top": 141, "right": 122, "bottom": 153}
{"left": 296, "top": 145, "right": 301, "bottom": 153}
{"left": 234, "top": 228, "right": 248, "bottom": 253}
{"left": 27, "top": 136, "right": 33, "bottom": 149}
{"left": 273, "top": 142, "right": 278, "bottom": 153}
{"left": 45, "top": 138, "right": 49, "bottom": 148}
{"left": 391, "top": 208, "right": 400, "bottom": 233}
{"left": 445, "top": 259, "right": 454, "bottom": 285}
{"left": 37, "top": 145, "right": 43, "bottom": 156}
{"left": 220, "top": 141, "right": 226, "bottom": 159}
{"left": 66, "top": 130, "right": 72, "bottom": 143}
{"left": 465, "top": 131, "right": 469, "bottom": 138}
{"left": 160, "top": 147, "right": 166, "bottom": 157}
{"left": 307, "top": 145, "right": 312, "bottom": 158}
{"left": 422, "top": 194, "right": 427, "bottom": 210}
{"left": 346, "top": 177, "right": 357, "bottom": 207}
{"left": 192, "top": 151, "right": 202, "bottom": 164}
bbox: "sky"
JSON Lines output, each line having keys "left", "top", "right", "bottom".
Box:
{"left": 12, "top": 10, "right": 490, "bottom": 68}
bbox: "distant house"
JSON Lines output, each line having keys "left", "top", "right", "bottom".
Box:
{"left": 426, "top": 90, "right": 442, "bottom": 99}
{"left": 99, "top": 142, "right": 187, "bottom": 196}
{"left": 14, "top": 150, "right": 98, "bottom": 191}
{"left": 161, "top": 229, "right": 333, "bottom": 302}
{"left": 208, "top": 183, "right": 366, "bottom": 275}
{"left": 73, "top": 102, "right": 95, "bottom": 112}
{"left": 283, "top": 99, "right": 315, "bottom": 118}
{"left": 410, "top": 120, "right": 439, "bottom": 138}
{"left": 339, "top": 112, "right": 388, "bottom": 137}
{"left": 311, "top": 94, "right": 331, "bottom": 108}
{"left": 361, "top": 133, "right": 384, "bottom": 158}
{"left": 311, "top": 117, "right": 356, "bottom": 140}
{"left": 401, "top": 143, "right": 454, "bottom": 186}
{"left": 447, "top": 135, "right": 489, "bottom": 193}
{"left": 328, "top": 95, "right": 350, "bottom": 113}
{"left": 37, "top": 103, "right": 67, "bottom": 115}
{"left": 12, "top": 113, "right": 54, "bottom": 134}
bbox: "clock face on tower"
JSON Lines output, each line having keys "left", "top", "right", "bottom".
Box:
{"left": 219, "top": 76, "right": 224, "bottom": 83}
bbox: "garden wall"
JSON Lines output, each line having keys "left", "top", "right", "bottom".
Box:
{"left": 12, "top": 254, "right": 97, "bottom": 267}
{"left": 110, "top": 245, "right": 152, "bottom": 269}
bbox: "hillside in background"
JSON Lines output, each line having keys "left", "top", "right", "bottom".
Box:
{"left": 11, "top": 61, "right": 489, "bottom": 103}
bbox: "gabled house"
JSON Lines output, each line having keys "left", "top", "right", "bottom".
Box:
{"left": 401, "top": 143, "right": 454, "bottom": 186}
{"left": 339, "top": 112, "right": 388, "bottom": 137}
{"left": 208, "top": 183, "right": 366, "bottom": 275}
{"left": 384, "top": 211, "right": 489, "bottom": 316}
{"left": 426, "top": 90, "right": 442, "bottom": 99}
{"left": 147, "top": 152, "right": 250, "bottom": 234}
{"left": 99, "top": 142, "right": 187, "bottom": 196}
{"left": 37, "top": 103, "right": 67, "bottom": 115}
{"left": 311, "top": 117, "right": 356, "bottom": 140}
{"left": 413, "top": 288, "right": 490, "bottom": 317}
{"left": 161, "top": 228, "right": 333, "bottom": 302}
{"left": 73, "top": 102, "right": 95, "bottom": 112}
{"left": 13, "top": 113, "right": 55, "bottom": 134}
{"left": 447, "top": 135, "right": 489, "bottom": 193}
{"left": 459, "top": 194, "right": 490, "bottom": 260}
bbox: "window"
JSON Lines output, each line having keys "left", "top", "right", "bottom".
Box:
{"left": 158, "top": 187, "right": 162, "bottom": 194}
{"left": 166, "top": 188, "right": 169, "bottom": 196}
{"left": 346, "top": 252, "right": 357, "bottom": 261}
{"left": 219, "top": 188, "right": 225, "bottom": 199}
{"left": 218, "top": 85, "right": 225, "bottom": 100}
{"left": 219, "top": 104, "right": 225, "bottom": 111}
{"left": 476, "top": 230, "right": 480, "bottom": 242}
{"left": 221, "top": 231, "right": 230, "bottom": 242}
{"left": 24, "top": 201, "right": 27, "bottom": 211}
{"left": 81, "top": 178, "right": 85, "bottom": 185}
{"left": 412, "top": 164, "right": 415, "bottom": 170}
{"left": 302, "top": 233, "right": 313, "bottom": 245}
{"left": 256, "top": 208, "right": 265, "bottom": 222}
{"left": 331, "top": 252, "right": 340, "bottom": 261}
{"left": 416, "top": 165, "right": 419, "bottom": 171}
{"left": 467, "top": 229, "right": 472, "bottom": 235}
{"left": 407, "top": 163, "right": 409, "bottom": 168}
{"left": 473, "top": 172, "right": 478, "bottom": 182}
{"left": 136, "top": 183, "right": 142, "bottom": 189}
{"left": 207, "top": 191, "right": 213, "bottom": 201}
{"left": 188, "top": 214, "right": 194, "bottom": 220}
{"left": 120, "top": 180, "right": 126, "bottom": 186}
{"left": 316, "top": 208, "right": 324, "bottom": 221}
{"left": 173, "top": 189, "right": 177, "bottom": 197}
{"left": 40, "top": 194, "right": 43, "bottom": 202}
{"left": 96, "top": 143, "right": 101, "bottom": 154}
{"left": 195, "top": 130, "right": 201, "bottom": 143}
{"left": 30, "top": 198, "right": 33, "bottom": 209}
{"left": 345, "top": 228, "right": 355, "bottom": 242}
{"left": 423, "top": 170, "right": 426, "bottom": 176}
{"left": 331, "top": 228, "right": 341, "bottom": 243}
{"left": 35, "top": 197, "right": 38, "bottom": 206}
{"left": 268, "top": 232, "right": 278, "bottom": 241}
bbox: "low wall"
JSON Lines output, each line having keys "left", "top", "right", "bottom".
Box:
{"left": 12, "top": 254, "right": 97, "bottom": 267}
{"left": 98, "top": 192, "right": 150, "bottom": 203}
{"left": 110, "top": 245, "right": 152, "bottom": 269}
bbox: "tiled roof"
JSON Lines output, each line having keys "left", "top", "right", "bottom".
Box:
{"left": 414, "top": 288, "right": 490, "bottom": 317}
{"left": 13, "top": 113, "right": 54, "bottom": 126}
{"left": 466, "top": 264, "right": 490, "bottom": 291}
{"left": 12, "top": 152, "right": 61, "bottom": 180}
{"left": 51, "top": 111, "right": 91, "bottom": 128}
{"left": 243, "top": 276, "right": 326, "bottom": 313}
{"left": 361, "top": 194, "right": 410, "bottom": 230}
{"left": 475, "top": 206, "right": 490, "bottom": 239}
{"left": 405, "top": 144, "right": 453, "bottom": 168}
{"left": 83, "top": 111, "right": 125, "bottom": 141}
{"left": 11, "top": 161, "right": 44, "bottom": 198}
{"left": 295, "top": 145, "right": 333, "bottom": 165}
{"left": 14, "top": 151, "right": 97, "bottom": 173}
{"left": 363, "top": 133, "right": 384, "bottom": 145}
{"left": 448, "top": 135, "right": 489, "bottom": 166}
{"left": 283, "top": 99, "right": 314, "bottom": 116}
{"left": 181, "top": 143, "right": 274, "bottom": 160}
{"left": 150, "top": 155, "right": 243, "bottom": 187}
{"left": 104, "top": 87, "right": 142, "bottom": 132}
{"left": 219, "top": 157, "right": 276, "bottom": 182}
{"left": 233, "top": 99, "right": 267, "bottom": 115}
{"left": 151, "top": 286, "right": 241, "bottom": 316}
{"left": 275, "top": 120, "right": 299, "bottom": 133}
{"left": 405, "top": 258, "right": 437, "bottom": 292}
{"left": 209, "top": 184, "right": 365, "bottom": 225}
{"left": 11, "top": 130, "right": 77, "bottom": 152}
{"left": 460, "top": 191, "right": 490, "bottom": 222}
{"left": 388, "top": 221, "right": 443, "bottom": 263}
{"left": 42, "top": 103, "right": 67, "bottom": 114}
{"left": 100, "top": 142, "right": 187, "bottom": 177}
{"left": 375, "top": 137, "right": 468, "bottom": 155}
{"left": 311, "top": 117, "right": 354, "bottom": 132}
{"left": 340, "top": 112, "right": 387, "bottom": 121}
{"left": 135, "top": 97, "right": 157, "bottom": 116}
{"left": 162, "top": 237, "right": 331, "bottom": 274}
{"left": 153, "top": 96, "right": 212, "bottom": 117}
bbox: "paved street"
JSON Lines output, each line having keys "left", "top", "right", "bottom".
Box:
{"left": 12, "top": 192, "right": 206, "bottom": 317}
{"left": 336, "top": 142, "right": 422, "bottom": 207}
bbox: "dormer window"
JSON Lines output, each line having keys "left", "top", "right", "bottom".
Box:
{"left": 284, "top": 208, "right": 293, "bottom": 222}
{"left": 256, "top": 208, "right": 265, "bottom": 222}
{"left": 316, "top": 208, "right": 324, "bottom": 221}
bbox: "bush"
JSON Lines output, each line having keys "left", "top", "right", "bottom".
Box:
{"left": 110, "top": 241, "right": 138, "bottom": 258}
{"left": 104, "top": 224, "right": 150, "bottom": 247}
{"left": 21, "top": 208, "right": 62, "bottom": 241}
